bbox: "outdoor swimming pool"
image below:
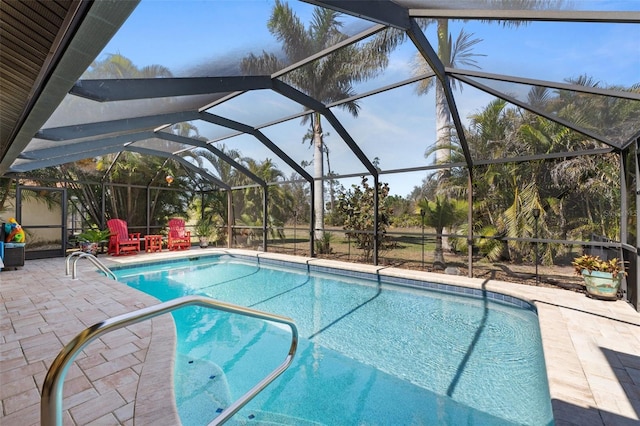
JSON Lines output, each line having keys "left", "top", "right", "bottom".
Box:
{"left": 114, "top": 254, "right": 553, "bottom": 425}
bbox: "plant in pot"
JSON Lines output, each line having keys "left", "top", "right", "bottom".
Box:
{"left": 194, "top": 219, "right": 214, "bottom": 248}
{"left": 77, "top": 227, "right": 111, "bottom": 256}
{"left": 572, "top": 254, "right": 626, "bottom": 300}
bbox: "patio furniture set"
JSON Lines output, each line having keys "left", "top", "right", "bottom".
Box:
{"left": 106, "top": 218, "right": 192, "bottom": 256}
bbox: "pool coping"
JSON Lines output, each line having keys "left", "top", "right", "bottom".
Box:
{"left": 2, "top": 248, "right": 638, "bottom": 425}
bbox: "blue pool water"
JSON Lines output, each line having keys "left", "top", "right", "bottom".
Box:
{"left": 115, "top": 254, "right": 553, "bottom": 425}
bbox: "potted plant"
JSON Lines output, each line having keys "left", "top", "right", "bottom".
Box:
{"left": 572, "top": 254, "right": 626, "bottom": 300}
{"left": 194, "top": 218, "right": 214, "bottom": 248}
{"left": 77, "top": 227, "right": 112, "bottom": 256}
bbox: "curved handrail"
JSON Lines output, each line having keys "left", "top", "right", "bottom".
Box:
{"left": 65, "top": 252, "right": 117, "bottom": 280}
{"left": 64, "top": 251, "right": 84, "bottom": 275}
{"left": 41, "top": 295, "right": 298, "bottom": 426}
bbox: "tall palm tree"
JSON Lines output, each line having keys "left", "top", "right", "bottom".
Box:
{"left": 240, "top": 0, "right": 398, "bottom": 239}
{"left": 415, "top": 0, "right": 561, "bottom": 167}
{"left": 408, "top": 4, "right": 563, "bottom": 261}
{"left": 414, "top": 28, "right": 484, "bottom": 166}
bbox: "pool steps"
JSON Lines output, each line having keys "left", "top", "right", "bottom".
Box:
{"left": 175, "top": 354, "right": 231, "bottom": 424}
{"left": 177, "top": 354, "right": 322, "bottom": 425}
{"left": 41, "top": 294, "right": 298, "bottom": 426}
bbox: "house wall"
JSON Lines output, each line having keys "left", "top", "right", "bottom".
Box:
{"left": 2, "top": 197, "right": 63, "bottom": 246}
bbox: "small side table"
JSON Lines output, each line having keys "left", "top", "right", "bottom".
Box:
{"left": 145, "top": 235, "right": 163, "bottom": 253}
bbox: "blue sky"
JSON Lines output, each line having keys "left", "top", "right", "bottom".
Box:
{"left": 95, "top": 0, "right": 640, "bottom": 197}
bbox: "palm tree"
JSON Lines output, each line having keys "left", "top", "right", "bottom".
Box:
{"left": 85, "top": 53, "right": 172, "bottom": 79}
{"left": 232, "top": 157, "right": 294, "bottom": 241}
{"left": 416, "top": 196, "right": 466, "bottom": 268}
{"left": 240, "top": 0, "right": 398, "bottom": 239}
{"left": 414, "top": 28, "right": 484, "bottom": 165}
{"left": 190, "top": 145, "right": 243, "bottom": 226}
{"left": 415, "top": 0, "right": 561, "bottom": 166}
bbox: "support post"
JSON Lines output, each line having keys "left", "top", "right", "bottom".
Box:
{"left": 347, "top": 207, "right": 353, "bottom": 261}
{"left": 262, "top": 186, "right": 268, "bottom": 252}
{"left": 293, "top": 210, "right": 297, "bottom": 255}
{"left": 533, "top": 208, "right": 540, "bottom": 285}
{"left": 420, "top": 209, "right": 425, "bottom": 270}
{"left": 309, "top": 183, "right": 315, "bottom": 257}
{"left": 467, "top": 169, "right": 473, "bottom": 277}
{"left": 146, "top": 187, "right": 151, "bottom": 235}
{"left": 635, "top": 140, "right": 640, "bottom": 310}
{"left": 373, "top": 174, "right": 379, "bottom": 266}
{"left": 227, "top": 190, "right": 232, "bottom": 249}
{"left": 101, "top": 183, "right": 106, "bottom": 230}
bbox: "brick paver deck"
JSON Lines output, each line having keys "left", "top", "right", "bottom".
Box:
{"left": 1, "top": 249, "right": 639, "bottom": 425}
{"left": 1, "top": 256, "right": 178, "bottom": 426}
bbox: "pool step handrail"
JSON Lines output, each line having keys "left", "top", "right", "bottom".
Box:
{"left": 41, "top": 295, "right": 298, "bottom": 426}
{"left": 65, "top": 251, "right": 117, "bottom": 280}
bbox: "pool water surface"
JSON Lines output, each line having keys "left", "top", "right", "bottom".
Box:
{"left": 115, "top": 254, "right": 553, "bottom": 425}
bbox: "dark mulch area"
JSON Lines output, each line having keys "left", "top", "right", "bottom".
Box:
{"left": 472, "top": 265, "right": 586, "bottom": 294}
{"left": 242, "top": 246, "right": 593, "bottom": 296}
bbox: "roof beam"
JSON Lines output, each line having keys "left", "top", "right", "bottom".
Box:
{"left": 621, "top": 130, "right": 640, "bottom": 150}
{"left": 156, "top": 132, "right": 266, "bottom": 186}
{"left": 70, "top": 76, "right": 274, "bottom": 102}
{"left": 448, "top": 68, "right": 640, "bottom": 101}
{"left": 19, "top": 131, "right": 154, "bottom": 160}
{"left": 198, "top": 23, "right": 386, "bottom": 112}
{"left": 271, "top": 80, "right": 378, "bottom": 177}
{"left": 36, "top": 111, "right": 200, "bottom": 141}
{"left": 406, "top": 18, "right": 473, "bottom": 169}
{"left": 198, "top": 112, "right": 253, "bottom": 134}
{"left": 303, "top": 0, "right": 410, "bottom": 29}
{"left": 326, "top": 71, "right": 436, "bottom": 109}
{"left": 126, "top": 146, "right": 230, "bottom": 190}
{"left": 9, "top": 145, "right": 126, "bottom": 173}
{"left": 198, "top": 111, "right": 313, "bottom": 182}
{"left": 474, "top": 148, "right": 615, "bottom": 166}
{"left": 273, "top": 24, "right": 386, "bottom": 79}
{"left": 410, "top": 9, "right": 640, "bottom": 23}
{"left": 456, "top": 74, "right": 621, "bottom": 149}
{"left": 101, "top": 151, "right": 123, "bottom": 182}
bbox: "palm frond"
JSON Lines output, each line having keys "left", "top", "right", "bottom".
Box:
{"left": 268, "top": 0, "right": 312, "bottom": 63}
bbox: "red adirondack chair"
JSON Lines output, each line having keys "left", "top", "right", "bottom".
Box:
{"left": 107, "top": 219, "right": 141, "bottom": 256}
{"left": 167, "top": 218, "right": 191, "bottom": 251}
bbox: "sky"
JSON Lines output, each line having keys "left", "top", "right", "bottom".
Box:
{"left": 91, "top": 0, "right": 640, "bottom": 197}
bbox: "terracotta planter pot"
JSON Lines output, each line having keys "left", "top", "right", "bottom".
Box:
{"left": 581, "top": 270, "right": 622, "bottom": 300}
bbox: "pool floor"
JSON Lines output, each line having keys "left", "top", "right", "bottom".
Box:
{"left": 116, "top": 254, "right": 553, "bottom": 425}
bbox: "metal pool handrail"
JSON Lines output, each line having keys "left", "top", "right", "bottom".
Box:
{"left": 41, "top": 295, "right": 299, "bottom": 426}
{"left": 65, "top": 251, "right": 117, "bottom": 280}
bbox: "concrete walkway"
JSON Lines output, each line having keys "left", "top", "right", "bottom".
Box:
{"left": 1, "top": 250, "right": 639, "bottom": 425}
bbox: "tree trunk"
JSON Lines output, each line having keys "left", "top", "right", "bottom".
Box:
{"left": 326, "top": 147, "right": 335, "bottom": 215}
{"left": 126, "top": 176, "right": 133, "bottom": 222}
{"left": 435, "top": 19, "right": 452, "bottom": 252}
{"left": 435, "top": 81, "right": 451, "bottom": 166}
{"left": 313, "top": 113, "right": 324, "bottom": 240}
{"left": 435, "top": 19, "right": 452, "bottom": 167}
{"left": 434, "top": 226, "right": 446, "bottom": 269}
